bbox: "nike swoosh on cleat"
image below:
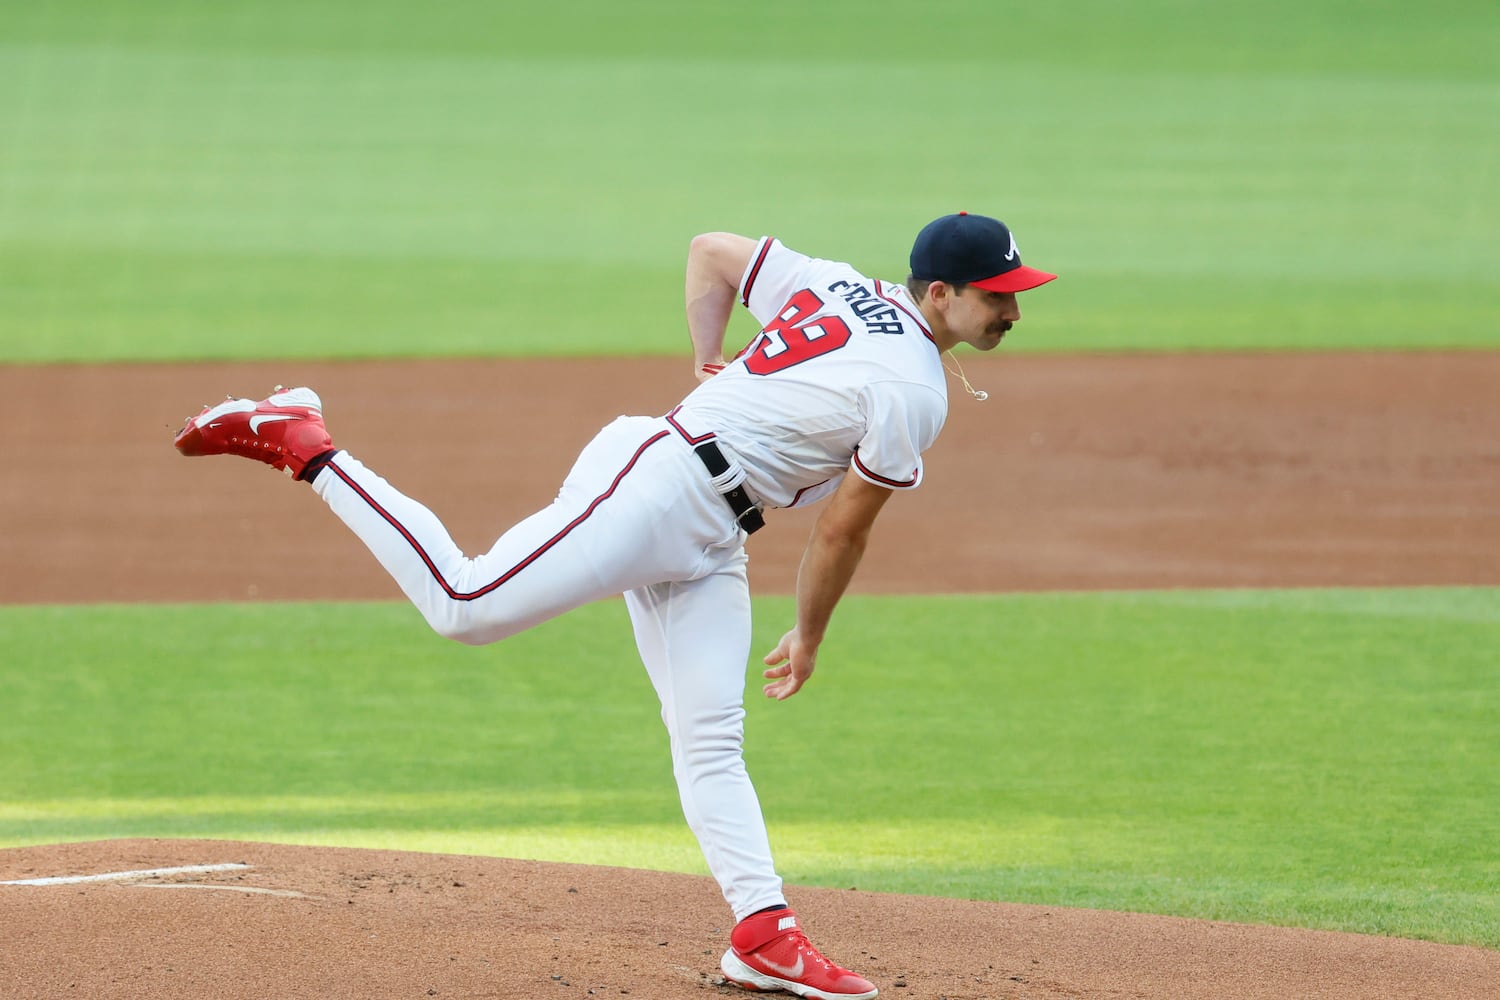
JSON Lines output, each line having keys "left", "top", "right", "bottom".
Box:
{"left": 249, "top": 414, "right": 299, "bottom": 435}
{"left": 758, "top": 955, "right": 804, "bottom": 980}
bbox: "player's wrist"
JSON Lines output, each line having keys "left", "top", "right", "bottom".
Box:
{"left": 793, "top": 624, "right": 826, "bottom": 648}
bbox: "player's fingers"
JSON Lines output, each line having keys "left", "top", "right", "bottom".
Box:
{"left": 765, "top": 671, "right": 805, "bottom": 700}
{"left": 763, "top": 634, "right": 792, "bottom": 665}
{"left": 765, "top": 657, "right": 813, "bottom": 700}
{"left": 762, "top": 630, "right": 809, "bottom": 698}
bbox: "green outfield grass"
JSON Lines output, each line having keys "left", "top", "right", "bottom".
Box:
{"left": 3, "top": 590, "right": 1497, "bottom": 948}
{"left": 2, "top": 0, "right": 1496, "bottom": 361}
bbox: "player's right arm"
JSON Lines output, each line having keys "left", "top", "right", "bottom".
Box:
{"left": 762, "top": 473, "right": 894, "bottom": 700}
{"left": 685, "top": 232, "right": 757, "bottom": 381}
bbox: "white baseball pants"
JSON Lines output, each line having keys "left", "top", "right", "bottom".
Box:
{"left": 310, "top": 415, "right": 784, "bottom": 919}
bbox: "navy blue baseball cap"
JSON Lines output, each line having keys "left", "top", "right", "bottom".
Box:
{"left": 909, "top": 212, "right": 1057, "bottom": 293}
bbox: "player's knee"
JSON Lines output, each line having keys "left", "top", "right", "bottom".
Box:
{"left": 423, "top": 608, "right": 494, "bottom": 646}
{"left": 673, "top": 711, "right": 747, "bottom": 762}
{"left": 443, "top": 625, "right": 492, "bottom": 647}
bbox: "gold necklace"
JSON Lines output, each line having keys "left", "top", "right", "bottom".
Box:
{"left": 942, "top": 351, "right": 989, "bottom": 401}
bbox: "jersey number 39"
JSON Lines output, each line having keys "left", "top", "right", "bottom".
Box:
{"left": 743, "top": 289, "right": 852, "bottom": 375}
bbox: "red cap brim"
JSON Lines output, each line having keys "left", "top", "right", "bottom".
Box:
{"left": 972, "top": 266, "right": 1058, "bottom": 294}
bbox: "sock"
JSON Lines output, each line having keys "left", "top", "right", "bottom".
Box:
{"left": 297, "top": 449, "right": 338, "bottom": 484}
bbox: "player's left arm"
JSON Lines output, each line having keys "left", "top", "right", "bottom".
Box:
{"left": 684, "top": 232, "right": 757, "bottom": 381}
{"left": 762, "top": 473, "right": 894, "bottom": 700}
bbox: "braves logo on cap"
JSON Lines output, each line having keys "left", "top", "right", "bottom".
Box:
{"left": 909, "top": 212, "right": 1056, "bottom": 294}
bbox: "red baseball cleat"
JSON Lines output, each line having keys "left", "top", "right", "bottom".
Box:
{"left": 720, "top": 908, "right": 877, "bottom": 999}
{"left": 174, "top": 386, "right": 334, "bottom": 480}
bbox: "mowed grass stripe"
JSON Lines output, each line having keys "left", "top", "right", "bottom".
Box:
{"left": 1, "top": 2, "right": 1496, "bottom": 360}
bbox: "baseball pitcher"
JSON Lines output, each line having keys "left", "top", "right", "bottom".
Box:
{"left": 174, "top": 212, "right": 1056, "bottom": 999}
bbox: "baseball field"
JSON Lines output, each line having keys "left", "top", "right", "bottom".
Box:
{"left": 2, "top": 2, "right": 1497, "bottom": 998}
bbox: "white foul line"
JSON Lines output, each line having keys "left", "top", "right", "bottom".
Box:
{"left": 0, "top": 862, "right": 251, "bottom": 886}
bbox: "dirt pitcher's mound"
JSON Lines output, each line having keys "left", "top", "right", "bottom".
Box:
{"left": 1, "top": 839, "right": 1495, "bottom": 1000}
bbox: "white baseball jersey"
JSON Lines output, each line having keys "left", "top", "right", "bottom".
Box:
{"left": 304, "top": 234, "right": 953, "bottom": 928}
{"left": 671, "top": 237, "right": 949, "bottom": 508}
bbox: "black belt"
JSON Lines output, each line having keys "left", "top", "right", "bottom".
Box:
{"left": 692, "top": 441, "right": 765, "bottom": 535}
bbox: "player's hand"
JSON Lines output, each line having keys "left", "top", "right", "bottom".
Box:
{"left": 762, "top": 628, "right": 817, "bottom": 700}
{"left": 696, "top": 359, "right": 726, "bottom": 382}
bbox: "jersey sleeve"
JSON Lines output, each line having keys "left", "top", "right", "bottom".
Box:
{"left": 738, "top": 237, "right": 818, "bottom": 327}
{"left": 851, "top": 381, "right": 947, "bottom": 491}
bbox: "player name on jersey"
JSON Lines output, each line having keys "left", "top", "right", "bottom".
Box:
{"left": 828, "top": 280, "right": 905, "bottom": 336}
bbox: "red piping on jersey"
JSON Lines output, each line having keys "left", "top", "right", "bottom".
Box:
{"left": 324, "top": 430, "right": 671, "bottom": 601}
{"left": 665, "top": 406, "right": 714, "bottom": 444}
{"left": 741, "top": 238, "right": 774, "bottom": 308}
{"left": 788, "top": 480, "right": 830, "bottom": 506}
{"left": 873, "top": 280, "right": 936, "bottom": 344}
{"left": 852, "top": 449, "right": 918, "bottom": 488}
